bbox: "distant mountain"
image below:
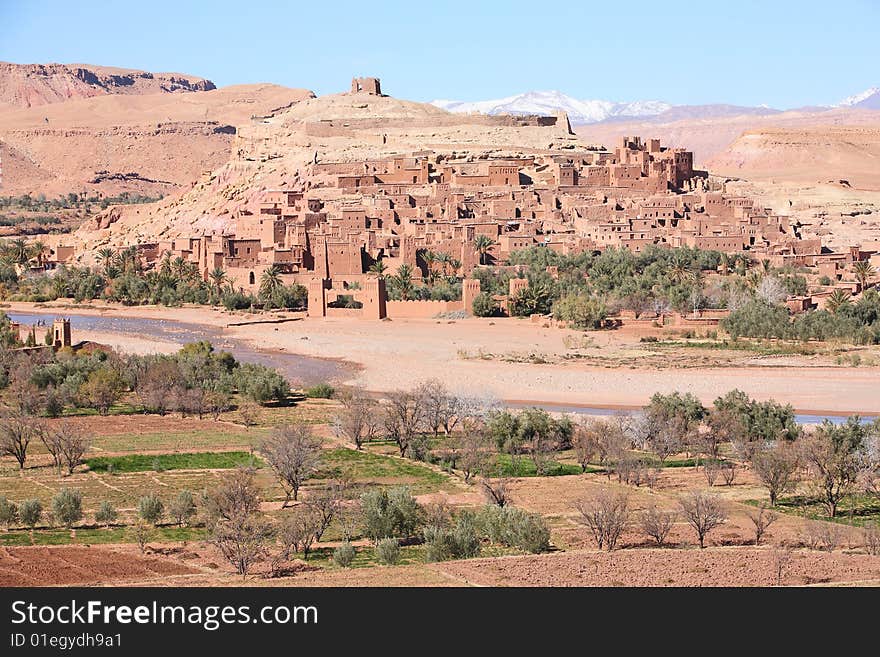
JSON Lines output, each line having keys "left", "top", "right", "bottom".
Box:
{"left": 0, "top": 62, "right": 216, "bottom": 109}
{"left": 838, "top": 87, "right": 880, "bottom": 110}
{"left": 431, "top": 91, "right": 671, "bottom": 125}
{"left": 434, "top": 87, "right": 880, "bottom": 125}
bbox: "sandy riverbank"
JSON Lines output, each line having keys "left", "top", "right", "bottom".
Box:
{"left": 5, "top": 301, "right": 879, "bottom": 414}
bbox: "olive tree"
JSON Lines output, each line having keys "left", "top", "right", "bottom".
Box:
{"left": 52, "top": 488, "right": 83, "bottom": 529}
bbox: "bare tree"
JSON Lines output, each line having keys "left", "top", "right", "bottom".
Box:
{"left": 275, "top": 506, "right": 322, "bottom": 565}
{"left": 237, "top": 402, "right": 260, "bottom": 430}
{"left": 751, "top": 441, "right": 799, "bottom": 506}
{"left": 384, "top": 388, "right": 427, "bottom": 457}
{"left": 213, "top": 513, "right": 274, "bottom": 577}
{"left": 258, "top": 423, "right": 322, "bottom": 507}
{"left": 455, "top": 423, "right": 488, "bottom": 483}
{"left": 595, "top": 416, "right": 630, "bottom": 477}
{"left": 333, "top": 388, "right": 380, "bottom": 450}
{"left": 206, "top": 468, "right": 272, "bottom": 577}
{"left": 574, "top": 490, "right": 630, "bottom": 551}
{"left": 772, "top": 548, "right": 793, "bottom": 586}
{"left": 800, "top": 521, "right": 842, "bottom": 552}
{"left": 642, "top": 414, "right": 689, "bottom": 464}
{"left": 0, "top": 414, "right": 41, "bottom": 470}
{"left": 745, "top": 505, "right": 777, "bottom": 545}
{"left": 704, "top": 409, "right": 745, "bottom": 460}
{"left": 863, "top": 523, "right": 880, "bottom": 556}
{"left": 679, "top": 491, "right": 726, "bottom": 548}
{"left": 40, "top": 424, "right": 64, "bottom": 472}
{"left": 480, "top": 477, "right": 513, "bottom": 507}
{"left": 418, "top": 379, "right": 462, "bottom": 436}
{"left": 202, "top": 467, "right": 262, "bottom": 527}
{"left": 640, "top": 505, "right": 675, "bottom": 546}
{"left": 720, "top": 461, "right": 736, "bottom": 486}
{"left": 305, "top": 478, "right": 347, "bottom": 542}
{"left": 703, "top": 460, "right": 720, "bottom": 486}
{"left": 49, "top": 422, "right": 91, "bottom": 475}
{"left": 573, "top": 418, "right": 601, "bottom": 473}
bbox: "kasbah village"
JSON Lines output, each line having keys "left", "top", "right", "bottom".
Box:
{"left": 1, "top": 76, "right": 880, "bottom": 587}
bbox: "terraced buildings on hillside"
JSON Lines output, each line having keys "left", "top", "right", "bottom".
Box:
{"left": 53, "top": 80, "right": 880, "bottom": 317}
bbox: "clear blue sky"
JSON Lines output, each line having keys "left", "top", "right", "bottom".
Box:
{"left": 1, "top": 0, "right": 877, "bottom": 107}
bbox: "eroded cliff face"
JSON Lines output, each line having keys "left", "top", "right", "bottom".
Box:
{"left": 0, "top": 82, "right": 315, "bottom": 197}
{"left": 707, "top": 124, "right": 880, "bottom": 190}
{"left": 0, "top": 62, "right": 215, "bottom": 109}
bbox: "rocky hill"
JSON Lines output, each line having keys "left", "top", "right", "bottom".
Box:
{"left": 0, "top": 82, "right": 315, "bottom": 197}
{"left": 0, "top": 62, "right": 216, "bottom": 109}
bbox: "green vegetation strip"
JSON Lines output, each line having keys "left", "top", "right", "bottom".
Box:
{"left": 0, "top": 526, "right": 208, "bottom": 547}
{"left": 318, "top": 448, "right": 447, "bottom": 485}
{"left": 86, "top": 451, "right": 263, "bottom": 473}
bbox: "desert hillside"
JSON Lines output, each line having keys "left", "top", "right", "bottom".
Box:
{"left": 707, "top": 125, "right": 880, "bottom": 190}
{"left": 0, "top": 82, "right": 315, "bottom": 197}
{"left": 0, "top": 62, "right": 216, "bottom": 109}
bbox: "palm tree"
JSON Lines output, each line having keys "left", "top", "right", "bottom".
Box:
{"left": 159, "top": 252, "right": 172, "bottom": 277}
{"left": 668, "top": 259, "right": 690, "bottom": 285}
{"left": 8, "top": 238, "right": 30, "bottom": 265}
{"left": 719, "top": 253, "right": 730, "bottom": 276}
{"left": 745, "top": 271, "right": 762, "bottom": 291}
{"left": 368, "top": 259, "right": 388, "bottom": 279}
{"left": 853, "top": 260, "right": 876, "bottom": 291}
{"left": 30, "top": 240, "right": 47, "bottom": 268}
{"left": 171, "top": 256, "right": 188, "bottom": 280}
{"left": 447, "top": 258, "right": 462, "bottom": 281}
{"left": 208, "top": 268, "right": 228, "bottom": 295}
{"left": 259, "top": 265, "right": 283, "bottom": 302}
{"left": 392, "top": 264, "right": 415, "bottom": 300}
{"left": 96, "top": 248, "right": 116, "bottom": 277}
{"left": 826, "top": 289, "right": 852, "bottom": 313}
{"left": 436, "top": 251, "right": 451, "bottom": 278}
{"left": 422, "top": 250, "right": 438, "bottom": 285}
{"left": 117, "top": 246, "right": 140, "bottom": 274}
{"left": 473, "top": 235, "right": 495, "bottom": 266}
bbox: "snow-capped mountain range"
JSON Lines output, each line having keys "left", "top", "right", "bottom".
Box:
{"left": 431, "top": 91, "right": 671, "bottom": 124}
{"left": 837, "top": 87, "right": 880, "bottom": 110}
{"left": 430, "top": 88, "right": 880, "bottom": 125}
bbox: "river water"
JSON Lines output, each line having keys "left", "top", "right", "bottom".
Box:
{"left": 8, "top": 311, "right": 349, "bottom": 387}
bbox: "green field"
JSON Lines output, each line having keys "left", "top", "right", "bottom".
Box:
{"left": 86, "top": 451, "right": 263, "bottom": 473}
{"left": 0, "top": 525, "right": 208, "bottom": 547}
{"left": 318, "top": 448, "right": 451, "bottom": 493}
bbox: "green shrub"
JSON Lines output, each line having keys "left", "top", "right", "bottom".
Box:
{"left": 19, "top": 499, "right": 42, "bottom": 529}
{"left": 552, "top": 293, "right": 607, "bottom": 330}
{"left": 361, "top": 486, "right": 424, "bottom": 542}
{"left": 305, "top": 383, "right": 335, "bottom": 399}
{"left": 95, "top": 501, "right": 117, "bottom": 526}
{"left": 376, "top": 538, "right": 401, "bottom": 565}
{"left": 0, "top": 496, "right": 19, "bottom": 527}
{"left": 52, "top": 488, "right": 83, "bottom": 528}
{"left": 424, "top": 511, "right": 481, "bottom": 562}
{"left": 472, "top": 292, "right": 498, "bottom": 317}
{"left": 333, "top": 541, "right": 356, "bottom": 567}
{"left": 168, "top": 490, "right": 196, "bottom": 526}
{"left": 477, "top": 505, "right": 550, "bottom": 554}
{"left": 138, "top": 493, "right": 165, "bottom": 525}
